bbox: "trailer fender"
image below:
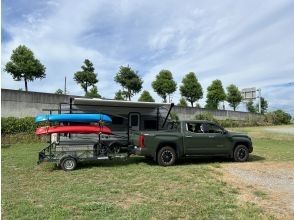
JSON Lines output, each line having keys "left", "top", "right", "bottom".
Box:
{"left": 59, "top": 154, "right": 78, "bottom": 165}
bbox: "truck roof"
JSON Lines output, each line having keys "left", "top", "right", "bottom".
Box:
{"left": 179, "top": 120, "right": 216, "bottom": 123}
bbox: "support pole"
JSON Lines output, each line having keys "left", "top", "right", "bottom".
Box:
{"left": 257, "top": 88, "right": 261, "bottom": 114}
{"left": 64, "top": 77, "right": 67, "bottom": 95}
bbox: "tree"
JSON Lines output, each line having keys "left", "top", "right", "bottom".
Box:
{"left": 55, "top": 89, "right": 63, "bottom": 94}
{"left": 138, "top": 90, "right": 155, "bottom": 102}
{"left": 85, "top": 86, "right": 101, "bottom": 98}
{"left": 226, "top": 84, "right": 242, "bottom": 111}
{"left": 205, "top": 80, "right": 226, "bottom": 109}
{"left": 152, "top": 70, "right": 177, "bottom": 103}
{"left": 256, "top": 97, "right": 268, "bottom": 114}
{"left": 180, "top": 72, "right": 203, "bottom": 107}
{"left": 178, "top": 97, "right": 188, "bottom": 107}
{"left": 74, "top": 59, "right": 98, "bottom": 94}
{"left": 114, "top": 90, "right": 125, "bottom": 100}
{"left": 4, "top": 45, "right": 46, "bottom": 91}
{"left": 246, "top": 100, "right": 257, "bottom": 113}
{"left": 114, "top": 66, "right": 143, "bottom": 101}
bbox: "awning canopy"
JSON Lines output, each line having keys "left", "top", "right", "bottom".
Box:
{"left": 72, "top": 98, "right": 171, "bottom": 108}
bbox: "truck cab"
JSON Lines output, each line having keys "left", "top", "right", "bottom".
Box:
{"left": 131, "top": 120, "right": 253, "bottom": 166}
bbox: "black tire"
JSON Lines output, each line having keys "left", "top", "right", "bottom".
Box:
{"left": 233, "top": 145, "right": 249, "bottom": 162}
{"left": 61, "top": 157, "right": 77, "bottom": 171}
{"left": 157, "top": 146, "right": 176, "bottom": 166}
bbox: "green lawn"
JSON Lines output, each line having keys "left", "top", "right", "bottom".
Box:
{"left": 2, "top": 125, "right": 293, "bottom": 219}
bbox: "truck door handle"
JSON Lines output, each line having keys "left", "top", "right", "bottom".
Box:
{"left": 209, "top": 136, "right": 214, "bottom": 138}
{"left": 186, "top": 136, "right": 192, "bottom": 138}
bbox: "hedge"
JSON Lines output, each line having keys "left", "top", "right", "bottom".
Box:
{"left": 1, "top": 117, "right": 37, "bottom": 135}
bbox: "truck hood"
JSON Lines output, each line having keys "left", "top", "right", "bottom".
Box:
{"left": 228, "top": 131, "right": 250, "bottom": 139}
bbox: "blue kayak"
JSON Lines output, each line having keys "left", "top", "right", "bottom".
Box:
{"left": 35, "top": 114, "right": 112, "bottom": 124}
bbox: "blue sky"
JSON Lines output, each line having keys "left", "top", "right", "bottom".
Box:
{"left": 1, "top": 0, "right": 294, "bottom": 115}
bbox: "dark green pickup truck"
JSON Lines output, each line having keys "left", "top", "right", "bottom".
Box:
{"left": 131, "top": 120, "right": 253, "bottom": 166}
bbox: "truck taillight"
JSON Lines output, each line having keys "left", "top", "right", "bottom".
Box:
{"left": 139, "top": 134, "right": 144, "bottom": 148}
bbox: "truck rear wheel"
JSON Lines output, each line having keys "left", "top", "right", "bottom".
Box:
{"left": 157, "top": 146, "right": 176, "bottom": 166}
{"left": 61, "top": 157, "right": 77, "bottom": 171}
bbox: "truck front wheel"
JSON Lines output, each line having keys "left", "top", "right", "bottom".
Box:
{"left": 233, "top": 145, "right": 249, "bottom": 162}
{"left": 157, "top": 146, "right": 176, "bottom": 166}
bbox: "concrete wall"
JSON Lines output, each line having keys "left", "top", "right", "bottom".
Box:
{"left": 173, "top": 106, "right": 260, "bottom": 121}
{"left": 1, "top": 89, "right": 260, "bottom": 120}
{"left": 1, "top": 89, "right": 74, "bottom": 117}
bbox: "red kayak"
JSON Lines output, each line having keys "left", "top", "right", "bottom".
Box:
{"left": 35, "top": 125, "right": 112, "bottom": 135}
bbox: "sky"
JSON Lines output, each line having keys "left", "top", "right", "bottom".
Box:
{"left": 1, "top": 0, "right": 294, "bottom": 115}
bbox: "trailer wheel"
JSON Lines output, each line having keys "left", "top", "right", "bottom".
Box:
{"left": 61, "top": 157, "right": 77, "bottom": 171}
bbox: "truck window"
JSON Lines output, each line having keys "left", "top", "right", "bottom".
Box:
{"left": 207, "top": 123, "right": 223, "bottom": 133}
{"left": 186, "top": 123, "right": 203, "bottom": 133}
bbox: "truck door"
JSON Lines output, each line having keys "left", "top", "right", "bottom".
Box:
{"left": 183, "top": 122, "right": 230, "bottom": 155}
{"left": 129, "top": 113, "right": 140, "bottom": 131}
{"left": 204, "top": 123, "right": 231, "bottom": 154}
{"left": 183, "top": 122, "right": 210, "bottom": 155}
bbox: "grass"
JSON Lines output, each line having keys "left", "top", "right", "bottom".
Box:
{"left": 2, "top": 125, "right": 294, "bottom": 219}
{"left": 253, "top": 190, "right": 268, "bottom": 199}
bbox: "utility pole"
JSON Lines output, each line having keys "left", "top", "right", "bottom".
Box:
{"left": 257, "top": 88, "right": 261, "bottom": 113}
{"left": 64, "top": 77, "right": 67, "bottom": 95}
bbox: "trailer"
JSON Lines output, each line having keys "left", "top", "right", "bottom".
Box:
{"left": 37, "top": 98, "right": 174, "bottom": 171}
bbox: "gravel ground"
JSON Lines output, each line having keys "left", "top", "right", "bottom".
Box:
{"left": 221, "top": 162, "right": 294, "bottom": 219}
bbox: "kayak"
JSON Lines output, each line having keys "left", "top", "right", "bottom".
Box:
{"left": 35, "top": 114, "right": 112, "bottom": 124}
{"left": 35, "top": 125, "right": 112, "bottom": 135}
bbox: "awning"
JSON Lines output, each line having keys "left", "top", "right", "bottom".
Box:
{"left": 72, "top": 98, "right": 171, "bottom": 108}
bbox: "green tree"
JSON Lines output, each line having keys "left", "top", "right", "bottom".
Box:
{"left": 74, "top": 59, "right": 98, "bottom": 94}
{"left": 85, "top": 86, "right": 101, "bottom": 98}
{"left": 246, "top": 100, "right": 257, "bottom": 113}
{"left": 55, "top": 89, "right": 63, "bottom": 94}
{"left": 4, "top": 45, "right": 46, "bottom": 91}
{"left": 138, "top": 90, "right": 155, "bottom": 102}
{"left": 114, "top": 66, "right": 143, "bottom": 101}
{"left": 205, "top": 80, "right": 226, "bottom": 109}
{"left": 152, "top": 70, "right": 177, "bottom": 103}
{"left": 114, "top": 90, "right": 125, "bottom": 100}
{"left": 226, "top": 84, "right": 242, "bottom": 111}
{"left": 180, "top": 72, "right": 203, "bottom": 107}
{"left": 256, "top": 97, "right": 268, "bottom": 114}
{"left": 178, "top": 97, "right": 188, "bottom": 107}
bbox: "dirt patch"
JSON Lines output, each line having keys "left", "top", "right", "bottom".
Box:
{"left": 218, "top": 162, "right": 294, "bottom": 219}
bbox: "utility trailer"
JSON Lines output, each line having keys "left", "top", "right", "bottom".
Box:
{"left": 38, "top": 133, "right": 134, "bottom": 171}
{"left": 37, "top": 98, "right": 174, "bottom": 171}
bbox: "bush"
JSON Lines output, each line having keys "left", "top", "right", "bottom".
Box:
{"left": 195, "top": 113, "right": 218, "bottom": 123}
{"left": 265, "top": 110, "right": 292, "bottom": 125}
{"left": 194, "top": 113, "right": 268, "bottom": 128}
{"left": 0, "top": 117, "right": 45, "bottom": 135}
{"left": 170, "top": 112, "right": 179, "bottom": 121}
